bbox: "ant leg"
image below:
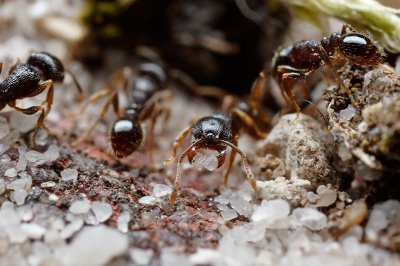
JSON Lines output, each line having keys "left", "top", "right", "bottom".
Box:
{"left": 148, "top": 104, "right": 171, "bottom": 164}
{"left": 317, "top": 44, "right": 360, "bottom": 111}
{"left": 222, "top": 135, "right": 238, "bottom": 186}
{"left": 168, "top": 69, "right": 228, "bottom": 100}
{"left": 71, "top": 91, "right": 118, "bottom": 146}
{"left": 66, "top": 70, "right": 84, "bottom": 101}
{"left": 164, "top": 122, "right": 194, "bottom": 165}
{"left": 0, "top": 62, "right": 3, "bottom": 75}
{"left": 73, "top": 88, "right": 113, "bottom": 119}
{"left": 249, "top": 71, "right": 266, "bottom": 110}
{"left": 220, "top": 140, "right": 257, "bottom": 192}
{"left": 232, "top": 108, "right": 268, "bottom": 138}
{"left": 281, "top": 73, "right": 301, "bottom": 113}
{"left": 170, "top": 139, "right": 203, "bottom": 203}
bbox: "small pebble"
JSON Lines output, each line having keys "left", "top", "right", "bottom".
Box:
{"left": 91, "top": 201, "right": 113, "bottom": 223}
{"left": 61, "top": 168, "right": 78, "bottom": 182}
{"left": 41, "top": 181, "right": 56, "bottom": 188}
{"left": 11, "top": 189, "right": 28, "bottom": 206}
{"left": 221, "top": 209, "right": 238, "bottom": 221}
{"left": 152, "top": 184, "right": 172, "bottom": 198}
{"left": 69, "top": 200, "right": 91, "bottom": 215}
{"left": 4, "top": 168, "right": 18, "bottom": 177}
{"left": 138, "top": 196, "right": 158, "bottom": 206}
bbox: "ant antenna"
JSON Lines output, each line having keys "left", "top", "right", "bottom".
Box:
{"left": 66, "top": 69, "right": 84, "bottom": 101}
{"left": 171, "top": 139, "right": 203, "bottom": 204}
{"left": 235, "top": 0, "right": 285, "bottom": 34}
{"left": 296, "top": 99, "right": 329, "bottom": 126}
{"left": 219, "top": 139, "right": 257, "bottom": 191}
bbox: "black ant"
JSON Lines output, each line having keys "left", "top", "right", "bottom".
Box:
{"left": 164, "top": 72, "right": 270, "bottom": 203}
{"left": 72, "top": 54, "right": 171, "bottom": 161}
{"left": 0, "top": 51, "right": 83, "bottom": 146}
{"left": 273, "top": 24, "right": 383, "bottom": 113}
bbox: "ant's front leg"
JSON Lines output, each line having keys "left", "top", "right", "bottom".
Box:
{"left": 222, "top": 135, "right": 238, "bottom": 187}
{"left": 10, "top": 80, "right": 54, "bottom": 146}
{"left": 164, "top": 122, "right": 194, "bottom": 165}
{"left": 276, "top": 65, "right": 314, "bottom": 113}
{"left": 317, "top": 44, "right": 360, "bottom": 112}
{"left": 71, "top": 91, "right": 118, "bottom": 147}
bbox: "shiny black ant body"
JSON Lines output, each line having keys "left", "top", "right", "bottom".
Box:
{"left": 273, "top": 24, "right": 383, "bottom": 112}
{"left": 0, "top": 51, "right": 83, "bottom": 146}
{"left": 72, "top": 55, "right": 170, "bottom": 160}
{"left": 165, "top": 72, "right": 270, "bottom": 203}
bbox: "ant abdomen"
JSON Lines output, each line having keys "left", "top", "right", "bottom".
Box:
{"left": 0, "top": 64, "right": 40, "bottom": 102}
{"left": 339, "top": 33, "right": 382, "bottom": 66}
{"left": 27, "top": 52, "right": 65, "bottom": 82}
{"left": 109, "top": 118, "right": 143, "bottom": 159}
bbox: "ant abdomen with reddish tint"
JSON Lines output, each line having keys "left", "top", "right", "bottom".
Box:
{"left": 0, "top": 51, "right": 83, "bottom": 146}
{"left": 165, "top": 72, "right": 270, "bottom": 203}
{"left": 273, "top": 24, "right": 383, "bottom": 113}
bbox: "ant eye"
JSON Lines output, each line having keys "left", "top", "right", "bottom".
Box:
{"left": 339, "top": 33, "right": 381, "bottom": 66}
{"left": 109, "top": 119, "right": 143, "bottom": 158}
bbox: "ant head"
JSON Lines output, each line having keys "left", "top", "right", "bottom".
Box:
{"left": 27, "top": 52, "right": 65, "bottom": 82}
{"left": 109, "top": 118, "right": 143, "bottom": 158}
{"left": 339, "top": 33, "right": 382, "bottom": 66}
{"left": 187, "top": 115, "right": 232, "bottom": 169}
{"left": 192, "top": 116, "right": 232, "bottom": 146}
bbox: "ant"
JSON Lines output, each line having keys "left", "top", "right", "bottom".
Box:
{"left": 0, "top": 51, "right": 83, "bottom": 146}
{"left": 72, "top": 54, "right": 171, "bottom": 161}
{"left": 273, "top": 24, "right": 383, "bottom": 113}
{"left": 164, "top": 72, "right": 270, "bottom": 203}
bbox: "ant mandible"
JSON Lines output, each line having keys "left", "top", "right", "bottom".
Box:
{"left": 72, "top": 54, "right": 171, "bottom": 161}
{"left": 164, "top": 72, "right": 270, "bottom": 203}
{"left": 0, "top": 51, "right": 83, "bottom": 146}
{"left": 273, "top": 24, "right": 383, "bottom": 113}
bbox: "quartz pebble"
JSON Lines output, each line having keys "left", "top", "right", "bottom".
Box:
{"left": 11, "top": 189, "right": 28, "bottom": 206}
{"left": 61, "top": 168, "right": 78, "bottom": 182}
{"left": 117, "top": 212, "right": 131, "bottom": 233}
{"left": 6, "top": 175, "right": 32, "bottom": 191}
{"left": 292, "top": 207, "right": 327, "bottom": 230}
{"left": 91, "top": 201, "right": 112, "bottom": 223}
{"left": 69, "top": 200, "right": 91, "bottom": 215}
{"left": 316, "top": 185, "right": 337, "bottom": 207}
{"left": 220, "top": 209, "right": 238, "bottom": 221}
{"left": 58, "top": 225, "right": 128, "bottom": 266}
{"left": 130, "top": 248, "right": 154, "bottom": 266}
{"left": 4, "top": 168, "right": 17, "bottom": 177}
{"left": 139, "top": 196, "right": 159, "bottom": 206}
{"left": 60, "top": 219, "right": 84, "bottom": 239}
{"left": 21, "top": 223, "right": 46, "bottom": 239}
{"left": 152, "top": 184, "right": 172, "bottom": 198}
